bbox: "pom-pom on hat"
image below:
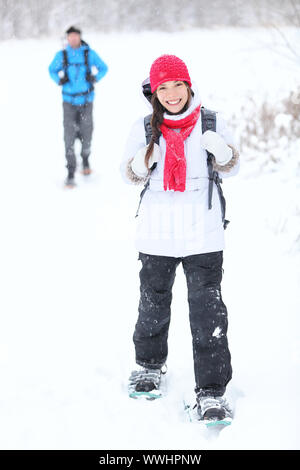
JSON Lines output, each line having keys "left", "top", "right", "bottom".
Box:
{"left": 150, "top": 54, "right": 192, "bottom": 93}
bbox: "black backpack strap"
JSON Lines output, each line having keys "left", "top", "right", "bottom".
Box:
{"left": 62, "top": 49, "right": 68, "bottom": 68}
{"left": 135, "top": 179, "right": 150, "bottom": 218}
{"left": 62, "top": 49, "right": 69, "bottom": 81}
{"left": 84, "top": 49, "right": 89, "bottom": 67}
{"left": 201, "top": 107, "right": 216, "bottom": 210}
{"left": 83, "top": 44, "right": 94, "bottom": 95}
{"left": 144, "top": 114, "right": 157, "bottom": 183}
{"left": 144, "top": 113, "right": 161, "bottom": 145}
{"left": 144, "top": 114, "right": 153, "bottom": 145}
{"left": 135, "top": 114, "right": 161, "bottom": 218}
{"left": 201, "top": 107, "right": 230, "bottom": 229}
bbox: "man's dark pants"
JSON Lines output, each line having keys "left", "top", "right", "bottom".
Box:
{"left": 63, "top": 101, "right": 93, "bottom": 173}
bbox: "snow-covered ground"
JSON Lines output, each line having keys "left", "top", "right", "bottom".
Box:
{"left": 0, "top": 28, "right": 299, "bottom": 450}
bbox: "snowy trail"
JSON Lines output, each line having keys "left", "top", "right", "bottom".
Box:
{"left": 0, "top": 30, "right": 299, "bottom": 449}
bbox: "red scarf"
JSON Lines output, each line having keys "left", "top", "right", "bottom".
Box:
{"left": 160, "top": 104, "right": 201, "bottom": 192}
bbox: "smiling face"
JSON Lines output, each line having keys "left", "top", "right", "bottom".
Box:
{"left": 156, "top": 80, "right": 189, "bottom": 114}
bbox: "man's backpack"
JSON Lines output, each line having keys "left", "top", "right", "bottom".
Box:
{"left": 61, "top": 40, "right": 94, "bottom": 98}
{"left": 135, "top": 107, "right": 230, "bottom": 230}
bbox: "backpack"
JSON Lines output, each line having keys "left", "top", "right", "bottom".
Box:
{"left": 61, "top": 40, "right": 94, "bottom": 98}
{"left": 135, "top": 107, "right": 230, "bottom": 230}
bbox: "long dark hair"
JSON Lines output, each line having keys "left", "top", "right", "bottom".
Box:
{"left": 144, "top": 82, "right": 194, "bottom": 168}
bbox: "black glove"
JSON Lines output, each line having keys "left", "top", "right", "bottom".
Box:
{"left": 86, "top": 73, "right": 97, "bottom": 84}
{"left": 58, "top": 76, "right": 69, "bottom": 86}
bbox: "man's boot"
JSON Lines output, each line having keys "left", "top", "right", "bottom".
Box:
{"left": 65, "top": 168, "right": 76, "bottom": 188}
{"left": 81, "top": 156, "right": 92, "bottom": 175}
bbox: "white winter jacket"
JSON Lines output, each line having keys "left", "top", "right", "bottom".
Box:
{"left": 120, "top": 82, "right": 240, "bottom": 258}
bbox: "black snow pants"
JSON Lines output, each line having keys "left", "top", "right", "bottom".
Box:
{"left": 63, "top": 101, "right": 93, "bottom": 172}
{"left": 133, "top": 250, "right": 232, "bottom": 394}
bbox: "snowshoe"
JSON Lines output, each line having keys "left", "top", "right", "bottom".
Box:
{"left": 128, "top": 365, "right": 167, "bottom": 400}
{"left": 64, "top": 174, "right": 76, "bottom": 188}
{"left": 81, "top": 158, "right": 92, "bottom": 175}
{"left": 195, "top": 389, "right": 233, "bottom": 427}
{"left": 81, "top": 167, "right": 92, "bottom": 175}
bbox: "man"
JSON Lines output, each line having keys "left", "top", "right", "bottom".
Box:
{"left": 49, "top": 26, "right": 108, "bottom": 187}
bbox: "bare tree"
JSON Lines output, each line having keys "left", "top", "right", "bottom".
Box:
{"left": 252, "top": 0, "right": 300, "bottom": 65}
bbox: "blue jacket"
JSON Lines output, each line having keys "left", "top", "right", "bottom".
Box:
{"left": 49, "top": 43, "right": 108, "bottom": 105}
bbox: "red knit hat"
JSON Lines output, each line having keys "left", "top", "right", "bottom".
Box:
{"left": 150, "top": 54, "right": 192, "bottom": 93}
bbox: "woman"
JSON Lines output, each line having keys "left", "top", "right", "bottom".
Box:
{"left": 120, "top": 55, "right": 240, "bottom": 421}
